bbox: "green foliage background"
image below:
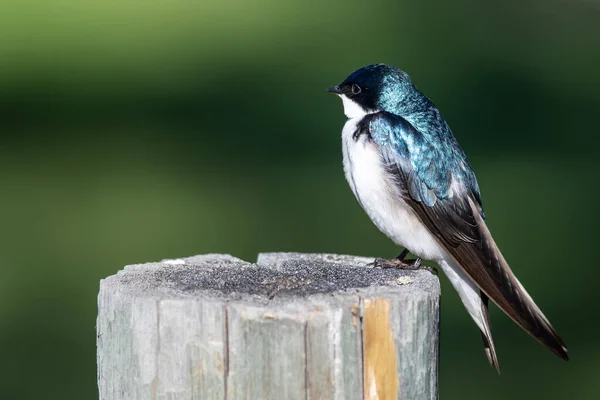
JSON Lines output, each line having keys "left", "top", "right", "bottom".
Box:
{"left": 1, "top": 1, "right": 599, "bottom": 398}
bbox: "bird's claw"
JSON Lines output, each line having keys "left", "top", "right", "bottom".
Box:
{"left": 371, "top": 257, "right": 437, "bottom": 275}
{"left": 371, "top": 257, "right": 411, "bottom": 269}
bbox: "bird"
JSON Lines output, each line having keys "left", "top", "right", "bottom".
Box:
{"left": 327, "top": 64, "right": 568, "bottom": 372}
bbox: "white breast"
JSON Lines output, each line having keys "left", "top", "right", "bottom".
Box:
{"left": 341, "top": 117, "right": 445, "bottom": 260}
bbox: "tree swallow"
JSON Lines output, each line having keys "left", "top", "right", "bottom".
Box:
{"left": 328, "top": 64, "right": 568, "bottom": 371}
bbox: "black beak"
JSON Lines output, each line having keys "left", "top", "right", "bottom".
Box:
{"left": 327, "top": 85, "right": 342, "bottom": 94}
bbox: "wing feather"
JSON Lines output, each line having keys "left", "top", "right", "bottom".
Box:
{"left": 368, "top": 111, "right": 568, "bottom": 360}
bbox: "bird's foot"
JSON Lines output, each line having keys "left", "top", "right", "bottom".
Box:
{"left": 371, "top": 257, "right": 437, "bottom": 275}
{"left": 372, "top": 257, "right": 417, "bottom": 269}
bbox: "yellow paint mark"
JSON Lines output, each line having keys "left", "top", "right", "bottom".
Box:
{"left": 191, "top": 360, "right": 205, "bottom": 378}
{"left": 363, "top": 298, "right": 399, "bottom": 400}
{"left": 261, "top": 312, "right": 278, "bottom": 320}
{"left": 215, "top": 352, "right": 223, "bottom": 375}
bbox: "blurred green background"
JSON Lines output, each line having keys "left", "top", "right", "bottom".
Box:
{"left": 1, "top": 0, "right": 599, "bottom": 398}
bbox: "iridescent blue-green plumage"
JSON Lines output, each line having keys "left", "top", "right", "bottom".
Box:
{"left": 346, "top": 64, "right": 483, "bottom": 215}
{"left": 371, "top": 111, "right": 482, "bottom": 211}
{"left": 344, "top": 64, "right": 483, "bottom": 212}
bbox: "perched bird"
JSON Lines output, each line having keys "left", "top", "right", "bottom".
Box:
{"left": 327, "top": 64, "right": 568, "bottom": 371}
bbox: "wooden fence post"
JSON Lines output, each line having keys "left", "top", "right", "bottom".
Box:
{"left": 97, "top": 253, "right": 440, "bottom": 400}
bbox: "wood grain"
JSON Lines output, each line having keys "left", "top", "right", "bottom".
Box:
{"left": 97, "top": 252, "right": 440, "bottom": 400}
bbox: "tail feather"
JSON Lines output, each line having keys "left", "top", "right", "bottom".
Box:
{"left": 466, "top": 199, "right": 569, "bottom": 361}
{"left": 480, "top": 292, "right": 500, "bottom": 373}
{"left": 438, "top": 259, "right": 501, "bottom": 372}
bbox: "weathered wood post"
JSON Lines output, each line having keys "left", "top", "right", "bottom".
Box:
{"left": 97, "top": 253, "right": 440, "bottom": 400}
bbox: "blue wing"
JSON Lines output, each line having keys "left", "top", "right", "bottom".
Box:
{"left": 364, "top": 111, "right": 568, "bottom": 361}
{"left": 368, "top": 110, "right": 481, "bottom": 209}
{"left": 366, "top": 111, "right": 482, "bottom": 247}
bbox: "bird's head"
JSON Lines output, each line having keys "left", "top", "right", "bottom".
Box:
{"left": 328, "top": 64, "right": 420, "bottom": 118}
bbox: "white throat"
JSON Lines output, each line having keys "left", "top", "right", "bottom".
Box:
{"left": 339, "top": 94, "right": 370, "bottom": 119}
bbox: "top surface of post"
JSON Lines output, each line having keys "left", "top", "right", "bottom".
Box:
{"left": 101, "top": 252, "right": 440, "bottom": 301}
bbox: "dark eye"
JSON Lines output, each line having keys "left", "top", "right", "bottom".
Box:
{"left": 351, "top": 84, "right": 362, "bottom": 95}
